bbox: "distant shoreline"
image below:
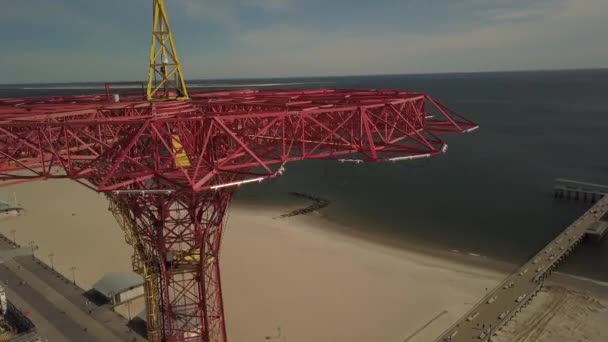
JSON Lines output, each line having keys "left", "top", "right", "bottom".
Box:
{"left": 2, "top": 67, "right": 607, "bottom": 87}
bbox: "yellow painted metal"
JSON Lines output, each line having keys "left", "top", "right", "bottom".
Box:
{"left": 108, "top": 199, "right": 163, "bottom": 342}
{"left": 180, "top": 253, "right": 214, "bottom": 265}
{"left": 171, "top": 134, "right": 192, "bottom": 168}
{"left": 147, "top": 0, "right": 189, "bottom": 101}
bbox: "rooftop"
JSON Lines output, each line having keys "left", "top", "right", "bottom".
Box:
{"left": 92, "top": 272, "right": 143, "bottom": 298}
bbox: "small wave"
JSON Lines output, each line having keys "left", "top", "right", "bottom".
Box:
{"left": 188, "top": 82, "right": 332, "bottom": 88}
{"left": 467, "top": 253, "right": 481, "bottom": 257}
{"left": 556, "top": 272, "right": 608, "bottom": 287}
{"left": 21, "top": 85, "right": 142, "bottom": 90}
{"left": 20, "top": 81, "right": 331, "bottom": 91}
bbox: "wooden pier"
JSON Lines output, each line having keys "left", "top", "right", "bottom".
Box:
{"left": 553, "top": 178, "right": 607, "bottom": 203}
{"left": 436, "top": 194, "right": 608, "bottom": 342}
{"left": 586, "top": 221, "right": 608, "bottom": 239}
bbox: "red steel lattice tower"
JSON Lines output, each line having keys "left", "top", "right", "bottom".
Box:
{"left": 0, "top": 2, "right": 478, "bottom": 342}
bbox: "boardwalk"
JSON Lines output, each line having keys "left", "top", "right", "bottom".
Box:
{"left": 435, "top": 195, "right": 608, "bottom": 342}
{"left": 0, "top": 234, "right": 147, "bottom": 342}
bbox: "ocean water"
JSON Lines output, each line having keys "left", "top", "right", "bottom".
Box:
{"left": 1, "top": 69, "right": 607, "bottom": 281}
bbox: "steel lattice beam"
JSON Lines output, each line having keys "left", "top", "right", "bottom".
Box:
{"left": 0, "top": 89, "right": 478, "bottom": 341}
{"left": 147, "top": 0, "right": 189, "bottom": 100}
{"left": 0, "top": 90, "right": 476, "bottom": 192}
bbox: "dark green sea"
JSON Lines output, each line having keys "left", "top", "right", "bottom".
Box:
{"left": 2, "top": 69, "right": 607, "bottom": 281}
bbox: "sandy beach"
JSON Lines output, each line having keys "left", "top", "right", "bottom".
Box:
{"left": 0, "top": 180, "right": 606, "bottom": 341}
{"left": 221, "top": 204, "right": 505, "bottom": 342}
{"left": 494, "top": 285, "right": 608, "bottom": 342}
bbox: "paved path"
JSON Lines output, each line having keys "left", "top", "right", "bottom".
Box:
{"left": 0, "top": 273, "right": 69, "bottom": 341}
{"left": 436, "top": 195, "right": 608, "bottom": 341}
{"left": 0, "top": 263, "right": 93, "bottom": 341}
{"left": 0, "top": 234, "right": 146, "bottom": 341}
{"left": 15, "top": 255, "right": 143, "bottom": 340}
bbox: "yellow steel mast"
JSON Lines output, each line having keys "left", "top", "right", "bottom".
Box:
{"left": 147, "top": 0, "right": 189, "bottom": 100}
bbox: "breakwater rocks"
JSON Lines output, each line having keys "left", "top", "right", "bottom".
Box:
{"left": 274, "top": 192, "right": 330, "bottom": 219}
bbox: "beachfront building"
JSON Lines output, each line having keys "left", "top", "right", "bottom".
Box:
{"left": 92, "top": 272, "right": 144, "bottom": 305}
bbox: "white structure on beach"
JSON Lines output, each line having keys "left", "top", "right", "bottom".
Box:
{"left": 93, "top": 272, "right": 144, "bottom": 305}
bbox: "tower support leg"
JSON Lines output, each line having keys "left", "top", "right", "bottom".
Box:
{"left": 109, "top": 190, "right": 234, "bottom": 342}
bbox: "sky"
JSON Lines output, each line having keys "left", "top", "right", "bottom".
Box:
{"left": 1, "top": 0, "right": 607, "bottom": 83}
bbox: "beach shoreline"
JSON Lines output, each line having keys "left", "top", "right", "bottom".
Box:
{"left": 0, "top": 181, "right": 606, "bottom": 341}
{"left": 242, "top": 200, "right": 608, "bottom": 300}
{"left": 3, "top": 197, "right": 604, "bottom": 301}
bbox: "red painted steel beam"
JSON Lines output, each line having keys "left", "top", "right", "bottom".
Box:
{"left": 0, "top": 90, "right": 477, "bottom": 192}
{"left": 0, "top": 89, "right": 477, "bottom": 342}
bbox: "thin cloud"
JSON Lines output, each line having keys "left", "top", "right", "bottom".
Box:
{"left": 0, "top": 0, "right": 96, "bottom": 28}
{"left": 1, "top": 0, "right": 607, "bottom": 82}
{"left": 247, "top": 0, "right": 291, "bottom": 11}
{"left": 483, "top": 8, "right": 547, "bottom": 21}
{"left": 178, "top": 0, "right": 291, "bottom": 29}
{"left": 462, "top": 0, "right": 562, "bottom": 22}
{"left": 183, "top": 0, "right": 608, "bottom": 78}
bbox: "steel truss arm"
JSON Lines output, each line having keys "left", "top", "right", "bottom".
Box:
{"left": 0, "top": 91, "right": 477, "bottom": 192}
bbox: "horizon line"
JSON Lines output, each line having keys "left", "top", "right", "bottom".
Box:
{"left": 2, "top": 66, "right": 607, "bottom": 86}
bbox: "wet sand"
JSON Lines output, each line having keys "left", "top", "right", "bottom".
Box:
{"left": 0, "top": 180, "right": 605, "bottom": 341}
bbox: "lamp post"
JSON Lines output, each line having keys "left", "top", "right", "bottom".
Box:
{"left": 48, "top": 253, "right": 55, "bottom": 271}
{"left": 28, "top": 241, "right": 37, "bottom": 259}
{"left": 265, "top": 326, "right": 285, "bottom": 341}
{"left": 70, "top": 266, "right": 77, "bottom": 285}
{"left": 126, "top": 299, "right": 132, "bottom": 321}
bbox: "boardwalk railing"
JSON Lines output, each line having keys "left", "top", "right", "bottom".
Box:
{"left": 554, "top": 178, "right": 607, "bottom": 203}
